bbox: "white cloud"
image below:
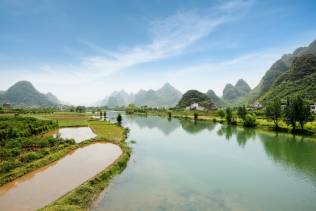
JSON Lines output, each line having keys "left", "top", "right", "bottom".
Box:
{"left": 1, "top": 0, "right": 255, "bottom": 105}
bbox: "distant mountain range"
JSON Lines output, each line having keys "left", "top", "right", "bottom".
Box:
{"left": 3, "top": 39, "right": 315, "bottom": 109}
{"left": 99, "top": 83, "right": 182, "bottom": 108}
{"left": 0, "top": 81, "right": 60, "bottom": 107}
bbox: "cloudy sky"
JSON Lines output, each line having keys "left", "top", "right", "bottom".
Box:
{"left": 0, "top": 0, "right": 315, "bottom": 105}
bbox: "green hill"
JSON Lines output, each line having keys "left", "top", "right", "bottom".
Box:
{"left": 0, "top": 81, "right": 59, "bottom": 107}
{"left": 206, "top": 89, "right": 225, "bottom": 107}
{"left": 222, "top": 79, "right": 251, "bottom": 104}
{"left": 177, "top": 90, "right": 212, "bottom": 108}
{"left": 243, "top": 39, "right": 316, "bottom": 104}
{"left": 261, "top": 54, "right": 316, "bottom": 103}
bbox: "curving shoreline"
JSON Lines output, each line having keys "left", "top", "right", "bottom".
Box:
{"left": 40, "top": 132, "right": 131, "bottom": 211}
{"left": 0, "top": 142, "right": 122, "bottom": 211}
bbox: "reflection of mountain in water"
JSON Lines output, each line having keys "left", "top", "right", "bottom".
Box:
{"left": 180, "top": 119, "right": 216, "bottom": 134}
{"left": 216, "top": 125, "right": 256, "bottom": 147}
{"left": 126, "top": 115, "right": 180, "bottom": 136}
{"left": 259, "top": 133, "right": 316, "bottom": 185}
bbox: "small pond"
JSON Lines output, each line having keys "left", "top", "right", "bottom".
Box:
{"left": 54, "top": 127, "right": 96, "bottom": 143}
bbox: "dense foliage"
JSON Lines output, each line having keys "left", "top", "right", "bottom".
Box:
{"left": 261, "top": 54, "right": 316, "bottom": 103}
{"left": 284, "top": 96, "right": 313, "bottom": 130}
{"left": 243, "top": 39, "right": 316, "bottom": 105}
{"left": 0, "top": 116, "right": 58, "bottom": 145}
{"left": 265, "top": 99, "right": 282, "bottom": 128}
{"left": 0, "top": 137, "right": 75, "bottom": 174}
{"left": 0, "top": 116, "right": 75, "bottom": 181}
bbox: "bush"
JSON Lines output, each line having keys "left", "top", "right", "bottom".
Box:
{"left": 20, "top": 152, "right": 43, "bottom": 163}
{"left": 0, "top": 159, "right": 21, "bottom": 173}
{"left": 243, "top": 114, "right": 257, "bottom": 127}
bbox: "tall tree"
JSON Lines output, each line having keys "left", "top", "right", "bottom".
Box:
{"left": 237, "top": 105, "right": 247, "bottom": 121}
{"left": 265, "top": 99, "right": 282, "bottom": 128}
{"left": 225, "top": 107, "right": 233, "bottom": 124}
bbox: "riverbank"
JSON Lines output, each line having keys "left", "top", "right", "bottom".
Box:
{"left": 131, "top": 110, "right": 316, "bottom": 137}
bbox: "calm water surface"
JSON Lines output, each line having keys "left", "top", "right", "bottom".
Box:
{"left": 54, "top": 127, "right": 96, "bottom": 143}
{"left": 0, "top": 143, "right": 122, "bottom": 211}
{"left": 93, "top": 114, "right": 316, "bottom": 211}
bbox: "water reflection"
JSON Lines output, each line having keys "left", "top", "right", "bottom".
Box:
{"left": 125, "top": 115, "right": 217, "bottom": 136}
{"left": 180, "top": 119, "right": 216, "bottom": 134}
{"left": 259, "top": 132, "right": 316, "bottom": 184}
{"left": 126, "top": 115, "right": 179, "bottom": 136}
{"left": 216, "top": 125, "right": 256, "bottom": 147}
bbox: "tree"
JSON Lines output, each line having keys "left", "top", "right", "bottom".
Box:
{"left": 265, "top": 99, "right": 282, "bottom": 128}
{"left": 194, "top": 112, "right": 198, "bottom": 120}
{"left": 243, "top": 114, "right": 256, "bottom": 127}
{"left": 284, "top": 96, "right": 313, "bottom": 131}
{"left": 225, "top": 107, "right": 233, "bottom": 124}
{"left": 284, "top": 97, "right": 297, "bottom": 130}
{"left": 168, "top": 112, "right": 172, "bottom": 119}
{"left": 99, "top": 111, "right": 103, "bottom": 118}
{"left": 217, "top": 109, "right": 225, "bottom": 119}
{"left": 237, "top": 105, "right": 247, "bottom": 121}
{"left": 117, "top": 113, "right": 122, "bottom": 125}
{"left": 75, "top": 106, "right": 86, "bottom": 113}
{"left": 294, "top": 96, "right": 313, "bottom": 129}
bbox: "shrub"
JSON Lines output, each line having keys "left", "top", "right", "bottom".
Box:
{"left": 243, "top": 114, "right": 257, "bottom": 127}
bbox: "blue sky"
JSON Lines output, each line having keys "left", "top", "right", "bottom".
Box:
{"left": 0, "top": 0, "right": 316, "bottom": 105}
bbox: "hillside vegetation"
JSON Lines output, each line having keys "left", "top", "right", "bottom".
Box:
{"left": 261, "top": 54, "right": 316, "bottom": 103}
{"left": 177, "top": 90, "right": 212, "bottom": 108}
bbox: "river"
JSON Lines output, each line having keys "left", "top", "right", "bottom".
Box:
{"left": 93, "top": 114, "right": 316, "bottom": 211}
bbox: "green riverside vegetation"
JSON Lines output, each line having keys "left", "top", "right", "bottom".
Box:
{"left": 0, "top": 116, "right": 76, "bottom": 186}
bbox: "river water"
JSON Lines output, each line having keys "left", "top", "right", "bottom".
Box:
{"left": 93, "top": 114, "right": 316, "bottom": 211}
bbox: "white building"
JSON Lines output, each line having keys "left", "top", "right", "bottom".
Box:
{"left": 186, "top": 103, "right": 206, "bottom": 111}
{"left": 253, "top": 102, "right": 263, "bottom": 109}
{"left": 310, "top": 102, "right": 316, "bottom": 114}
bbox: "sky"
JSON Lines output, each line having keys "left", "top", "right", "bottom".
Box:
{"left": 0, "top": 0, "right": 316, "bottom": 105}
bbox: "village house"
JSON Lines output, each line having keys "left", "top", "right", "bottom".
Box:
{"left": 186, "top": 103, "right": 206, "bottom": 111}
{"left": 252, "top": 102, "right": 263, "bottom": 109}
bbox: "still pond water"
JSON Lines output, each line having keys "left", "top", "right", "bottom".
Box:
{"left": 93, "top": 114, "right": 316, "bottom": 211}
{"left": 54, "top": 127, "right": 96, "bottom": 143}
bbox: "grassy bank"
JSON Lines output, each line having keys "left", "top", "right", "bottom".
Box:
{"left": 40, "top": 136, "right": 131, "bottom": 211}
